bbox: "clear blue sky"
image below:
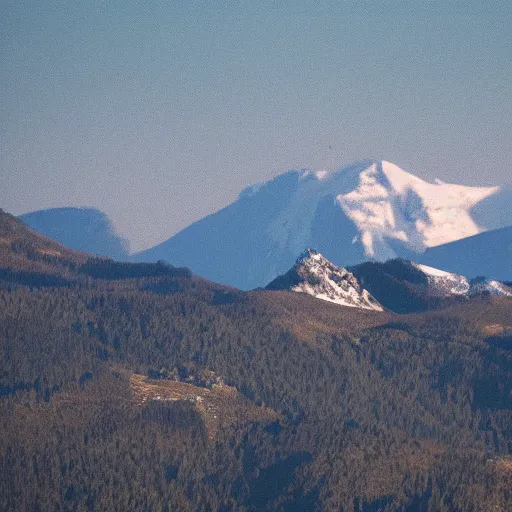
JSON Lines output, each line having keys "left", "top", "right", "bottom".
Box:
{"left": 1, "top": 0, "right": 511, "bottom": 251}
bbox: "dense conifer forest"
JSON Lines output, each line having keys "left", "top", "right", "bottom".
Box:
{"left": 0, "top": 210, "right": 511, "bottom": 511}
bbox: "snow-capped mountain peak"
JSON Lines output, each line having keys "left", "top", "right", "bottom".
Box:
{"left": 136, "top": 159, "right": 510, "bottom": 290}
{"left": 266, "top": 248, "right": 383, "bottom": 311}
{"left": 295, "top": 247, "right": 327, "bottom": 265}
{"left": 334, "top": 160, "right": 498, "bottom": 257}
{"left": 267, "top": 159, "right": 500, "bottom": 267}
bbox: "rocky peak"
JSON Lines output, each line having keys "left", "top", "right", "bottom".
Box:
{"left": 266, "top": 248, "right": 383, "bottom": 311}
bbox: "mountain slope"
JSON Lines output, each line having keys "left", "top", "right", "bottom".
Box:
{"left": 1, "top": 212, "right": 512, "bottom": 510}
{"left": 348, "top": 259, "right": 511, "bottom": 313}
{"left": 470, "top": 185, "right": 512, "bottom": 231}
{"left": 19, "top": 207, "right": 129, "bottom": 260}
{"left": 419, "top": 226, "right": 512, "bottom": 282}
{"left": 0, "top": 208, "right": 86, "bottom": 273}
{"left": 266, "top": 248, "right": 383, "bottom": 310}
{"left": 136, "top": 160, "right": 504, "bottom": 289}
{"left": 0, "top": 209, "right": 194, "bottom": 290}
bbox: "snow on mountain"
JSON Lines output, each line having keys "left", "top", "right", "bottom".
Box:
{"left": 266, "top": 249, "right": 510, "bottom": 314}
{"left": 136, "top": 160, "right": 505, "bottom": 290}
{"left": 468, "top": 277, "right": 512, "bottom": 297}
{"left": 265, "top": 249, "right": 383, "bottom": 311}
{"left": 411, "top": 263, "right": 511, "bottom": 297}
{"left": 265, "top": 160, "right": 498, "bottom": 263}
{"left": 411, "top": 263, "right": 470, "bottom": 296}
{"left": 348, "top": 258, "right": 511, "bottom": 313}
{"left": 335, "top": 161, "right": 497, "bottom": 255}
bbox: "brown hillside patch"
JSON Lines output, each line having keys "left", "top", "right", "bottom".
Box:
{"left": 253, "top": 290, "right": 392, "bottom": 347}
{"left": 37, "top": 248, "right": 62, "bottom": 257}
{"left": 482, "top": 323, "right": 506, "bottom": 336}
{"left": 4, "top": 368, "right": 279, "bottom": 446}
{"left": 488, "top": 456, "right": 512, "bottom": 476}
{"left": 481, "top": 323, "right": 512, "bottom": 336}
{"left": 128, "top": 371, "right": 280, "bottom": 439}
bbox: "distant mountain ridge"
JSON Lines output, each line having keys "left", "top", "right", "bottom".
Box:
{"left": 15, "top": 161, "right": 510, "bottom": 289}
{"left": 19, "top": 207, "right": 129, "bottom": 260}
{"left": 136, "top": 160, "right": 510, "bottom": 289}
{"left": 0, "top": 208, "right": 86, "bottom": 272}
{"left": 266, "top": 249, "right": 511, "bottom": 314}
{"left": 348, "top": 258, "right": 512, "bottom": 313}
{"left": 419, "top": 226, "right": 512, "bottom": 282}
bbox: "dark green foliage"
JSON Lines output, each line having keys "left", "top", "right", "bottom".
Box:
{"left": 0, "top": 268, "right": 72, "bottom": 288}
{"left": 79, "top": 258, "right": 192, "bottom": 280}
{"left": 142, "top": 278, "right": 185, "bottom": 295}
{"left": 0, "top": 262, "right": 511, "bottom": 510}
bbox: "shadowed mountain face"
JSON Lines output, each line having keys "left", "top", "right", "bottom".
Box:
{"left": 419, "top": 226, "right": 512, "bottom": 282}
{"left": 135, "top": 160, "right": 505, "bottom": 290}
{"left": 0, "top": 208, "right": 86, "bottom": 272}
{"left": 19, "top": 207, "right": 129, "bottom": 260}
{"left": 471, "top": 186, "right": 512, "bottom": 231}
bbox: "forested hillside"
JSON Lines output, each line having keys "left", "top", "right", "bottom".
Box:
{"left": 1, "top": 212, "right": 511, "bottom": 511}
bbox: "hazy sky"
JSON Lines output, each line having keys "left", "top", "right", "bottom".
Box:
{"left": 2, "top": 0, "right": 511, "bottom": 251}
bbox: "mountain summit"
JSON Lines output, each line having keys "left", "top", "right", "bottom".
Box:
{"left": 19, "top": 207, "right": 129, "bottom": 260}
{"left": 136, "top": 160, "right": 509, "bottom": 289}
{"left": 266, "top": 249, "right": 383, "bottom": 310}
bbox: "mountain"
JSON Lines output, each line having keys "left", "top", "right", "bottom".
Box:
{"left": 419, "top": 226, "right": 512, "bottom": 282}
{"left": 0, "top": 209, "right": 193, "bottom": 290}
{"left": 19, "top": 207, "right": 129, "bottom": 260}
{"left": 267, "top": 249, "right": 511, "bottom": 314}
{"left": 2, "top": 208, "right": 512, "bottom": 510}
{"left": 348, "top": 258, "right": 512, "bottom": 313}
{"left": 0, "top": 208, "right": 86, "bottom": 273}
{"left": 266, "top": 248, "right": 383, "bottom": 310}
{"left": 469, "top": 276, "right": 512, "bottom": 296}
{"left": 136, "top": 160, "right": 505, "bottom": 289}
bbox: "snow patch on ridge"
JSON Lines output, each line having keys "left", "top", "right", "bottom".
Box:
{"left": 269, "top": 248, "right": 383, "bottom": 311}
{"left": 410, "top": 262, "right": 512, "bottom": 298}
{"left": 469, "top": 279, "right": 512, "bottom": 297}
{"left": 411, "top": 262, "right": 470, "bottom": 296}
{"left": 415, "top": 263, "right": 453, "bottom": 277}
